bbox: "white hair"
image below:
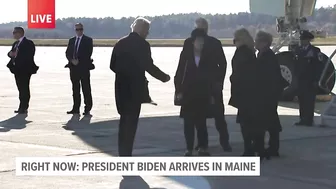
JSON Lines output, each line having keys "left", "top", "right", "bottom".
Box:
{"left": 195, "top": 17, "right": 208, "bottom": 29}
{"left": 130, "top": 17, "right": 151, "bottom": 31}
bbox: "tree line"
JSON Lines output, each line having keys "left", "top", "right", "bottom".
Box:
{"left": 0, "top": 5, "right": 335, "bottom": 39}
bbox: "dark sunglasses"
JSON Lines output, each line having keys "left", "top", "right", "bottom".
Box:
{"left": 12, "top": 31, "right": 18, "bottom": 34}
{"left": 75, "top": 28, "right": 83, "bottom": 31}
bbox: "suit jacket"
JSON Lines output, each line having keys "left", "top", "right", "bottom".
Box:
{"left": 65, "top": 35, "right": 94, "bottom": 71}
{"left": 7, "top": 37, "right": 39, "bottom": 75}
{"left": 110, "top": 32, "right": 168, "bottom": 115}
{"left": 174, "top": 35, "right": 227, "bottom": 118}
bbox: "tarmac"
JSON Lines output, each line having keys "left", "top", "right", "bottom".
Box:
{"left": 0, "top": 46, "right": 336, "bottom": 189}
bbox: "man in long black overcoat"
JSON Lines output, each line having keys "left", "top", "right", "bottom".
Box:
{"left": 110, "top": 17, "right": 170, "bottom": 156}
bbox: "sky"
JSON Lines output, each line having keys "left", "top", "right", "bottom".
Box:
{"left": 0, "top": 0, "right": 334, "bottom": 23}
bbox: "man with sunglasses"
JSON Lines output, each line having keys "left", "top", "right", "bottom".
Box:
{"left": 7, "top": 27, "right": 39, "bottom": 114}
{"left": 65, "top": 23, "right": 94, "bottom": 116}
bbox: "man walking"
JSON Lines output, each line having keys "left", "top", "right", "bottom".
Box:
{"left": 65, "top": 23, "right": 94, "bottom": 116}
{"left": 110, "top": 17, "right": 170, "bottom": 156}
{"left": 187, "top": 18, "right": 232, "bottom": 152}
{"left": 7, "top": 27, "right": 39, "bottom": 114}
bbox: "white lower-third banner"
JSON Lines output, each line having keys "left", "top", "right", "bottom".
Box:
{"left": 16, "top": 157, "right": 260, "bottom": 176}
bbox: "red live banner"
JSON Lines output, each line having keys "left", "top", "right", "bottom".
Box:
{"left": 27, "top": 0, "right": 56, "bottom": 29}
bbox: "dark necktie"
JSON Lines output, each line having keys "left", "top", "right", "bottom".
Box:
{"left": 73, "top": 38, "right": 80, "bottom": 58}
{"left": 14, "top": 41, "right": 19, "bottom": 50}
{"left": 12, "top": 41, "right": 20, "bottom": 59}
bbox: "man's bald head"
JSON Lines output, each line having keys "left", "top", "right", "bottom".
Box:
{"left": 195, "top": 17, "right": 208, "bottom": 34}
{"left": 131, "top": 17, "right": 151, "bottom": 39}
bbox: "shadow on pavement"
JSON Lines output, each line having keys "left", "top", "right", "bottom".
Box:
{"left": 0, "top": 114, "right": 31, "bottom": 132}
{"left": 278, "top": 101, "right": 329, "bottom": 114}
{"left": 61, "top": 113, "right": 323, "bottom": 157}
{"left": 59, "top": 107, "right": 336, "bottom": 189}
{"left": 119, "top": 176, "right": 166, "bottom": 189}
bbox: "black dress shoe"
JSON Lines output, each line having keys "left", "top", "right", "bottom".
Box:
{"left": 67, "top": 110, "right": 79, "bottom": 114}
{"left": 184, "top": 150, "right": 193, "bottom": 156}
{"left": 83, "top": 111, "right": 91, "bottom": 116}
{"left": 197, "top": 148, "right": 211, "bottom": 156}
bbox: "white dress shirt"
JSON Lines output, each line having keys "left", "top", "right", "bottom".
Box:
{"left": 17, "top": 36, "right": 25, "bottom": 47}
{"left": 195, "top": 55, "right": 200, "bottom": 67}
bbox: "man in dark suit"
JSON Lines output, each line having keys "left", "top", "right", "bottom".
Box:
{"left": 110, "top": 17, "right": 170, "bottom": 156}
{"left": 7, "top": 27, "right": 39, "bottom": 114}
{"left": 186, "top": 18, "right": 232, "bottom": 152}
{"left": 65, "top": 23, "right": 94, "bottom": 116}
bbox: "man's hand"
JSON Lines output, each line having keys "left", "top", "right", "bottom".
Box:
{"left": 9, "top": 51, "right": 16, "bottom": 58}
{"left": 162, "top": 74, "right": 170, "bottom": 83}
{"left": 71, "top": 59, "right": 79, "bottom": 65}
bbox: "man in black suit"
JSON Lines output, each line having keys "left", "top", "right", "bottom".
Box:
{"left": 7, "top": 27, "right": 39, "bottom": 114}
{"left": 65, "top": 23, "right": 94, "bottom": 116}
{"left": 110, "top": 17, "right": 170, "bottom": 156}
{"left": 185, "top": 18, "right": 232, "bottom": 152}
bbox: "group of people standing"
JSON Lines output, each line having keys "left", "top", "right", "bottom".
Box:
{"left": 229, "top": 29, "right": 286, "bottom": 159}
{"left": 6, "top": 16, "right": 323, "bottom": 159}
{"left": 173, "top": 18, "right": 286, "bottom": 159}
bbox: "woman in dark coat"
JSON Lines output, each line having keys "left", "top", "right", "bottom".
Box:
{"left": 229, "top": 28, "right": 267, "bottom": 159}
{"left": 255, "top": 31, "right": 288, "bottom": 157}
{"left": 174, "top": 28, "right": 218, "bottom": 156}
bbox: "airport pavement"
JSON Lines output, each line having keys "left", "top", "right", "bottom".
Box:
{"left": 1, "top": 46, "right": 336, "bottom": 188}
{"left": 1, "top": 101, "right": 336, "bottom": 189}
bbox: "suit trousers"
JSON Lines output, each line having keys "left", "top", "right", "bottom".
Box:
{"left": 118, "top": 103, "right": 142, "bottom": 156}
{"left": 195, "top": 91, "right": 230, "bottom": 148}
{"left": 213, "top": 91, "right": 230, "bottom": 145}
{"left": 240, "top": 123, "right": 265, "bottom": 156}
{"left": 14, "top": 74, "right": 31, "bottom": 110}
{"left": 298, "top": 88, "right": 316, "bottom": 124}
{"left": 267, "top": 130, "right": 280, "bottom": 153}
{"left": 184, "top": 116, "right": 208, "bottom": 151}
{"left": 240, "top": 123, "right": 254, "bottom": 155}
{"left": 70, "top": 70, "right": 93, "bottom": 112}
